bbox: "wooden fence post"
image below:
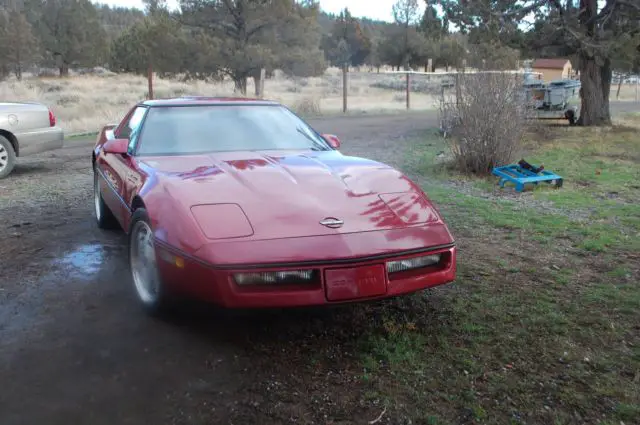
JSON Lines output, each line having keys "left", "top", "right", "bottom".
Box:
{"left": 147, "top": 63, "right": 154, "bottom": 100}
{"left": 342, "top": 64, "right": 348, "bottom": 113}
{"left": 406, "top": 72, "right": 411, "bottom": 110}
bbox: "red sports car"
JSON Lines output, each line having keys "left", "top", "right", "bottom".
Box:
{"left": 92, "top": 97, "right": 456, "bottom": 315}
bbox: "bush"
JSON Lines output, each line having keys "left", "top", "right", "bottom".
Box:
{"left": 292, "top": 96, "right": 321, "bottom": 116}
{"left": 438, "top": 73, "right": 528, "bottom": 175}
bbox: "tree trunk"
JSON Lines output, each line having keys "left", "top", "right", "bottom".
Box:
{"left": 15, "top": 48, "right": 22, "bottom": 80}
{"left": 14, "top": 63, "right": 22, "bottom": 80}
{"left": 59, "top": 63, "right": 69, "bottom": 77}
{"left": 250, "top": 68, "right": 264, "bottom": 98}
{"left": 577, "top": 55, "right": 612, "bottom": 126}
{"left": 234, "top": 76, "right": 247, "bottom": 95}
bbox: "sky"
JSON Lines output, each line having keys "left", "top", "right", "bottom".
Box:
{"left": 94, "top": 0, "right": 424, "bottom": 23}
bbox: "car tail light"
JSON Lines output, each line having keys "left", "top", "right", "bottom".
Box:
{"left": 234, "top": 270, "right": 317, "bottom": 286}
{"left": 48, "top": 109, "right": 56, "bottom": 127}
{"left": 386, "top": 254, "right": 441, "bottom": 274}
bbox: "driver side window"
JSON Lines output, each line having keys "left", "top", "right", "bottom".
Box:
{"left": 116, "top": 107, "right": 147, "bottom": 151}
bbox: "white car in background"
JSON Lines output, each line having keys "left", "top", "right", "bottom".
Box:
{"left": 0, "top": 102, "right": 64, "bottom": 178}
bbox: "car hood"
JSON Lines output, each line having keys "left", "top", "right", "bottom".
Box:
{"left": 139, "top": 150, "right": 445, "bottom": 241}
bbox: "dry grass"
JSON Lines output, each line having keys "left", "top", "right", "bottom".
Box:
{"left": 2, "top": 67, "right": 636, "bottom": 134}
{"left": 612, "top": 83, "right": 640, "bottom": 101}
{"left": 0, "top": 67, "right": 443, "bottom": 134}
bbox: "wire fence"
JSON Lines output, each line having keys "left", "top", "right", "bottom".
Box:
{"left": 278, "top": 67, "right": 639, "bottom": 116}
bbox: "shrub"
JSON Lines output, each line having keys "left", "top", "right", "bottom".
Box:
{"left": 438, "top": 72, "right": 529, "bottom": 175}
{"left": 292, "top": 96, "right": 321, "bottom": 116}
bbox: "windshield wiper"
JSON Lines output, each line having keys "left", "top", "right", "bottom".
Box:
{"left": 296, "top": 127, "right": 328, "bottom": 151}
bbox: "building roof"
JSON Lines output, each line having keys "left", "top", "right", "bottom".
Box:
{"left": 531, "top": 58, "right": 571, "bottom": 69}
{"left": 141, "top": 97, "right": 279, "bottom": 107}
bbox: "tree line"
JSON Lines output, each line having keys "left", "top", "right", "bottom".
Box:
{"left": 0, "top": 0, "right": 638, "bottom": 125}
{"left": 0, "top": 0, "right": 550, "bottom": 84}
{"left": 0, "top": 0, "right": 472, "bottom": 87}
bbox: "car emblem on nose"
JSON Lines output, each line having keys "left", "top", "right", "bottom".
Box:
{"left": 320, "top": 217, "right": 344, "bottom": 229}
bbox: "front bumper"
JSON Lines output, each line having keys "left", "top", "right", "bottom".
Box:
{"left": 155, "top": 243, "right": 457, "bottom": 309}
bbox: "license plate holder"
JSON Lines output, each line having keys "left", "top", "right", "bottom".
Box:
{"left": 324, "top": 264, "right": 387, "bottom": 302}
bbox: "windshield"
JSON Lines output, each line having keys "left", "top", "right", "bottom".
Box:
{"left": 135, "top": 104, "right": 332, "bottom": 155}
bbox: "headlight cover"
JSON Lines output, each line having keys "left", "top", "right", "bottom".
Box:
{"left": 386, "top": 254, "right": 441, "bottom": 274}
{"left": 191, "top": 203, "right": 254, "bottom": 240}
{"left": 234, "top": 270, "right": 316, "bottom": 286}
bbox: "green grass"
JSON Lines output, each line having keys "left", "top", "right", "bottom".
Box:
{"left": 354, "top": 118, "right": 640, "bottom": 424}
{"left": 409, "top": 125, "right": 640, "bottom": 254}
{"left": 65, "top": 131, "right": 98, "bottom": 142}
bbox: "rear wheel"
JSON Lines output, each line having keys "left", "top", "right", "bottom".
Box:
{"left": 566, "top": 109, "right": 577, "bottom": 126}
{"left": 128, "top": 208, "right": 172, "bottom": 316}
{"left": 93, "top": 167, "right": 119, "bottom": 229}
{"left": 0, "top": 136, "right": 16, "bottom": 179}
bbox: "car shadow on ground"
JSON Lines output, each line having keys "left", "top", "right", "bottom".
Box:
{"left": 154, "top": 287, "right": 445, "bottom": 355}
{"left": 10, "top": 162, "right": 50, "bottom": 176}
{"left": 158, "top": 298, "right": 369, "bottom": 342}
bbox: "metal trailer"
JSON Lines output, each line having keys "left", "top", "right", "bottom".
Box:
{"left": 522, "top": 77, "right": 582, "bottom": 125}
{"left": 386, "top": 69, "right": 580, "bottom": 134}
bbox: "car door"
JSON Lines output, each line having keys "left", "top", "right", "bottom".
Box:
{"left": 97, "top": 106, "right": 148, "bottom": 226}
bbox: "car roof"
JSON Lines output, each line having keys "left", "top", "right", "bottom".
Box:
{"left": 139, "top": 96, "right": 281, "bottom": 107}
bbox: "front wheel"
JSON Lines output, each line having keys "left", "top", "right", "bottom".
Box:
{"left": 0, "top": 136, "right": 16, "bottom": 179}
{"left": 128, "top": 208, "right": 172, "bottom": 316}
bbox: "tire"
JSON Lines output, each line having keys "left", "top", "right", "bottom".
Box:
{"left": 93, "top": 167, "right": 120, "bottom": 230}
{"left": 128, "top": 207, "right": 172, "bottom": 316}
{"left": 0, "top": 136, "right": 16, "bottom": 179}
{"left": 566, "top": 110, "right": 576, "bottom": 126}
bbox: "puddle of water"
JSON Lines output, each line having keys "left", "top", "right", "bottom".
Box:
{"left": 54, "top": 243, "right": 105, "bottom": 278}
{"left": 1, "top": 241, "right": 124, "bottom": 350}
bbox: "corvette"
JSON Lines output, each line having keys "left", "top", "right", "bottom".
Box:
{"left": 92, "top": 97, "right": 457, "bottom": 315}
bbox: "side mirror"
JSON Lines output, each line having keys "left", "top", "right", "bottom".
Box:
{"left": 103, "top": 123, "right": 118, "bottom": 141}
{"left": 322, "top": 134, "right": 341, "bottom": 149}
{"left": 103, "top": 138, "right": 129, "bottom": 155}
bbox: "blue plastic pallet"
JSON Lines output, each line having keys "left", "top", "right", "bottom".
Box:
{"left": 492, "top": 164, "right": 563, "bottom": 192}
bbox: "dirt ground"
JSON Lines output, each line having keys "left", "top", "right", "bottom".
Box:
{"left": 1, "top": 104, "right": 638, "bottom": 425}
{"left": 0, "top": 111, "right": 437, "bottom": 425}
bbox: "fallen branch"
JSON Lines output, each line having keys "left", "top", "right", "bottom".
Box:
{"left": 369, "top": 407, "right": 387, "bottom": 424}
